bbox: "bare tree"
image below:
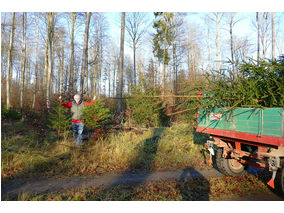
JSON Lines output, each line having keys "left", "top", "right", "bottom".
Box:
{"left": 256, "top": 12, "right": 260, "bottom": 63}
{"left": 118, "top": 12, "right": 125, "bottom": 113}
{"left": 271, "top": 12, "right": 275, "bottom": 60}
{"left": 214, "top": 12, "right": 223, "bottom": 76}
{"left": 6, "top": 12, "right": 16, "bottom": 110}
{"left": 207, "top": 12, "right": 223, "bottom": 77}
{"left": 125, "top": 12, "right": 148, "bottom": 86}
{"left": 20, "top": 12, "right": 27, "bottom": 110}
{"left": 224, "top": 13, "right": 242, "bottom": 78}
{"left": 80, "top": 12, "right": 91, "bottom": 95}
{"left": 46, "top": 12, "right": 54, "bottom": 109}
{"left": 32, "top": 13, "right": 40, "bottom": 110}
{"left": 69, "top": 12, "right": 76, "bottom": 94}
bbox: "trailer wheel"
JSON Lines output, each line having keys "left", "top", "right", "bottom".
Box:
{"left": 216, "top": 148, "right": 245, "bottom": 176}
{"left": 281, "top": 167, "right": 284, "bottom": 195}
{"left": 275, "top": 165, "right": 284, "bottom": 196}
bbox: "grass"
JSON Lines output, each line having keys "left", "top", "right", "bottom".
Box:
{"left": 1, "top": 120, "right": 210, "bottom": 182}
{"left": 10, "top": 174, "right": 271, "bottom": 201}
{"left": 3, "top": 120, "right": 279, "bottom": 201}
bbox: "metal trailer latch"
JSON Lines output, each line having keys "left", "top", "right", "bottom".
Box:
{"left": 206, "top": 140, "right": 215, "bottom": 156}
{"left": 267, "top": 156, "right": 281, "bottom": 189}
{"left": 205, "top": 140, "right": 215, "bottom": 165}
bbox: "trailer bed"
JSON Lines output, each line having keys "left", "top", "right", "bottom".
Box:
{"left": 196, "top": 108, "right": 284, "bottom": 147}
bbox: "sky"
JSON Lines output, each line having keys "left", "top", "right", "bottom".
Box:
{"left": 104, "top": 12, "right": 284, "bottom": 63}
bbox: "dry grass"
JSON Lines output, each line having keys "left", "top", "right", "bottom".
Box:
{"left": 10, "top": 174, "right": 273, "bottom": 201}
{"left": 1, "top": 121, "right": 209, "bottom": 181}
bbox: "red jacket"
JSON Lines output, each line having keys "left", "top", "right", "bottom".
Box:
{"left": 61, "top": 100, "right": 95, "bottom": 123}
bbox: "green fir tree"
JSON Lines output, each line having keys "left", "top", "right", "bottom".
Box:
{"left": 126, "top": 86, "right": 168, "bottom": 127}
{"left": 82, "top": 101, "right": 111, "bottom": 129}
{"left": 48, "top": 102, "right": 71, "bottom": 139}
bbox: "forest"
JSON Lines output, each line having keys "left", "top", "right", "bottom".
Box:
{"left": 1, "top": 12, "right": 283, "bottom": 113}
{"left": 1, "top": 12, "right": 284, "bottom": 201}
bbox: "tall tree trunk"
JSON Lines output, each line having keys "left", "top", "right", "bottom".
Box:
{"left": 44, "top": 36, "right": 48, "bottom": 95}
{"left": 271, "top": 12, "right": 275, "bottom": 60}
{"left": 6, "top": 12, "right": 15, "bottom": 110}
{"left": 229, "top": 17, "right": 235, "bottom": 79}
{"left": 256, "top": 12, "right": 260, "bottom": 63}
{"left": 80, "top": 12, "right": 91, "bottom": 96}
{"left": 118, "top": 12, "right": 125, "bottom": 113}
{"left": 207, "top": 27, "right": 211, "bottom": 71}
{"left": 32, "top": 14, "right": 39, "bottom": 110}
{"left": 1, "top": 13, "right": 7, "bottom": 79}
{"left": 20, "top": 12, "right": 27, "bottom": 110}
{"left": 98, "top": 28, "right": 103, "bottom": 98}
{"left": 69, "top": 12, "right": 76, "bottom": 94}
{"left": 46, "top": 12, "right": 54, "bottom": 109}
{"left": 108, "top": 61, "right": 111, "bottom": 97}
{"left": 113, "top": 57, "right": 116, "bottom": 97}
{"left": 133, "top": 42, "right": 136, "bottom": 86}
{"left": 162, "top": 37, "right": 166, "bottom": 96}
{"left": 215, "top": 13, "right": 220, "bottom": 78}
{"left": 60, "top": 37, "right": 64, "bottom": 94}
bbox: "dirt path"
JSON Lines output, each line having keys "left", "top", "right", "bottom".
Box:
{"left": 2, "top": 169, "right": 222, "bottom": 198}
{"left": 2, "top": 168, "right": 284, "bottom": 201}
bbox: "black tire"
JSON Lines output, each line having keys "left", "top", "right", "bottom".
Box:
{"left": 216, "top": 148, "right": 246, "bottom": 176}
{"left": 275, "top": 165, "right": 284, "bottom": 196}
{"left": 281, "top": 167, "right": 284, "bottom": 195}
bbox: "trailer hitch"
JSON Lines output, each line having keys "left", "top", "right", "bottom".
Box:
{"left": 267, "top": 156, "right": 280, "bottom": 189}
{"left": 205, "top": 140, "right": 215, "bottom": 164}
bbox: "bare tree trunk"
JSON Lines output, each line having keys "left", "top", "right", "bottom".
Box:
{"left": 80, "top": 12, "right": 91, "bottom": 96}
{"left": 32, "top": 14, "right": 39, "bottom": 110}
{"left": 1, "top": 13, "right": 7, "bottom": 80}
{"left": 6, "top": 12, "right": 15, "bottom": 110}
{"left": 162, "top": 38, "right": 166, "bottom": 96}
{"left": 215, "top": 13, "right": 220, "bottom": 77}
{"left": 108, "top": 61, "right": 111, "bottom": 97}
{"left": 46, "top": 12, "right": 54, "bottom": 109}
{"left": 44, "top": 36, "right": 48, "bottom": 95}
{"left": 98, "top": 29, "right": 103, "bottom": 98}
{"left": 256, "top": 12, "right": 260, "bottom": 63}
{"left": 229, "top": 17, "right": 235, "bottom": 78}
{"left": 69, "top": 12, "right": 76, "bottom": 94}
{"left": 20, "top": 12, "right": 27, "bottom": 110}
{"left": 118, "top": 12, "right": 125, "bottom": 113}
{"left": 271, "top": 12, "right": 275, "bottom": 60}
{"left": 113, "top": 57, "right": 116, "bottom": 97}
{"left": 133, "top": 42, "right": 136, "bottom": 86}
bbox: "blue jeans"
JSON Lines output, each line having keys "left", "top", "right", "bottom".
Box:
{"left": 72, "top": 122, "right": 84, "bottom": 146}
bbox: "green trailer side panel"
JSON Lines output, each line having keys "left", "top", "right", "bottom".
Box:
{"left": 198, "top": 108, "right": 283, "bottom": 138}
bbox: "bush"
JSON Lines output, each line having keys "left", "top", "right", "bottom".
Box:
{"left": 1, "top": 106, "right": 22, "bottom": 120}
{"left": 204, "top": 56, "right": 284, "bottom": 108}
{"left": 48, "top": 102, "right": 71, "bottom": 139}
{"left": 82, "top": 101, "right": 111, "bottom": 129}
{"left": 126, "top": 87, "right": 168, "bottom": 127}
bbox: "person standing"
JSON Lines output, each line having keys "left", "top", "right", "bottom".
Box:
{"left": 59, "top": 94, "right": 96, "bottom": 146}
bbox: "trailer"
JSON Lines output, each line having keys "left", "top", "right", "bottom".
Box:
{"left": 196, "top": 107, "right": 284, "bottom": 194}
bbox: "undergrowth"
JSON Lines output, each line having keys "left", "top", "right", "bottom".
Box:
{"left": 1, "top": 120, "right": 209, "bottom": 182}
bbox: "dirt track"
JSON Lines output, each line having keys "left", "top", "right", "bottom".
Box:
{"left": 2, "top": 168, "right": 284, "bottom": 201}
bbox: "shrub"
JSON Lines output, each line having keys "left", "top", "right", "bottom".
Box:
{"left": 204, "top": 55, "right": 284, "bottom": 108}
{"left": 48, "top": 102, "right": 71, "bottom": 139}
{"left": 126, "top": 87, "right": 168, "bottom": 127}
{"left": 82, "top": 101, "right": 111, "bottom": 129}
{"left": 1, "top": 106, "right": 22, "bottom": 120}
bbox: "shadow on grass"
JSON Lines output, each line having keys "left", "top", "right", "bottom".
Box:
{"left": 1, "top": 125, "right": 73, "bottom": 200}
{"left": 177, "top": 167, "right": 210, "bottom": 201}
{"left": 91, "top": 128, "right": 164, "bottom": 200}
